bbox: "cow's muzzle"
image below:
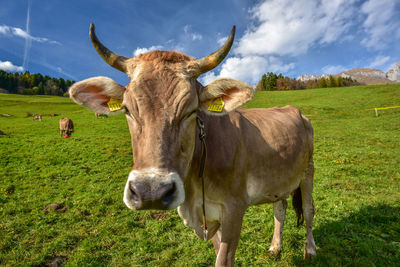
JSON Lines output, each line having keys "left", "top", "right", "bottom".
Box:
{"left": 123, "top": 169, "right": 184, "bottom": 210}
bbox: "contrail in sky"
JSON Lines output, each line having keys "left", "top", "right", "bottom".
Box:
{"left": 22, "top": 0, "right": 32, "bottom": 70}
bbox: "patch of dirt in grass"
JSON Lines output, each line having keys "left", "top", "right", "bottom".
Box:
{"left": 44, "top": 203, "right": 68, "bottom": 213}
{"left": 76, "top": 209, "right": 91, "bottom": 216}
{"left": 47, "top": 256, "right": 67, "bottom": 267}
{"left": 149, "top": 212, "right": 169, "bottom": 221}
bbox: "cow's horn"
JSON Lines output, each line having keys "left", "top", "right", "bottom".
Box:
{"left": 89, "top": 23, "right": 128, "bottom": 73}
{"left": 192, "top": 25, "right": 235, "bottom": 76}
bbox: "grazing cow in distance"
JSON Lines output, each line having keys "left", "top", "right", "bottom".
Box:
{"left": 59, "top": 118, "right": 74, "bottom": 137}
{"left": 69, "top": 24, "right": 316, "bottom": 266}
{"left": 33, "top": 114, "right": 42, "bottom": 121}
{"left": 95, "top": 112, "right": 108, "bottom": 118}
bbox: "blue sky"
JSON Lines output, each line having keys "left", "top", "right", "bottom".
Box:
{"left": 1, "top": 0, "right": 399, "bottom": 85}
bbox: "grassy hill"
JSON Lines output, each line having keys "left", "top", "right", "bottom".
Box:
{"left": 1, "top": 84, "right": 399, "bottom": 266}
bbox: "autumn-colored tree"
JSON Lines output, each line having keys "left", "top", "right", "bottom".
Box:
{"left": 306, "top": 80, "right": 318, "bottom": 89}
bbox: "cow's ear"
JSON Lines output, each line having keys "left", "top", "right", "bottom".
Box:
{"left": 199, "top": 78, "right": 253, "bottom": 115}
{"left": 69, "top": 76, "right": 126, "bottom": 114}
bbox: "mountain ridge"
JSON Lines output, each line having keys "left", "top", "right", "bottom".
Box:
{"left": 297, "top": 62, "right": 400, "bottom": 85}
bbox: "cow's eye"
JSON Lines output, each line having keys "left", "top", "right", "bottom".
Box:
{"left": 125, "top": 107, "right": 131, "bottom": 117}
{"left": 184, "top": 110, "right": 197, "bottom": 120}
{"left": 124, "top": 106, "right": 142, "bottom": 128}
{"left": 179, "top": 110, "right": 196, "bottom": 127}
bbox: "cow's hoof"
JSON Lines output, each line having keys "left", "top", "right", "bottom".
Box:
{"left": 304, "top": 249, "right": 316, "bottom": 259}
{"left": 268, "top": 247, "right": 282, "bottom": 258}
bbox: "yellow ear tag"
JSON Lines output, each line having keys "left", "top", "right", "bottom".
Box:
{"left": 107, "top": 98, "right": 122, "bottom": 111}
{"left": 207, "top": 97, "right": 224, "bottom": 112}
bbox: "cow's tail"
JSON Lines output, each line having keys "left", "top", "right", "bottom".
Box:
{"left": 292, "top": 187, "right": 304, "bottom": 227}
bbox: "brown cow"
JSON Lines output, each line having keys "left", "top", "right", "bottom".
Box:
{"left": 59, "top": 118, "right": 74, "bottom": 137}
{"left": 95, "top": 112, "right": 108, "bottom": 118}
{"left": 33, "top": 114, "right": 42, "bottom": 121}
{"left": 69, "top": 24, "right": 316, "bottom": 266}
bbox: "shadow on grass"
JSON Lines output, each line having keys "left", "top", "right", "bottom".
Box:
{"left": 292, "top": 204, "right": 400, "bottom": 266}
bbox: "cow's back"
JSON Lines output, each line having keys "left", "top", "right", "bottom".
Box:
{"left": 59, "top": 118, "right": 67, "bottom": 130}
{"left": 201, "top": 106, "right": 313, "bottom": 205}
{"left": 59, "top": 118, "right": 73, "bottom": 131}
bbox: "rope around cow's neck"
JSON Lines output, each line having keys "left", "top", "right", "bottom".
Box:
{"left": 196, "top": 116, "right": 208, "bottom": 241}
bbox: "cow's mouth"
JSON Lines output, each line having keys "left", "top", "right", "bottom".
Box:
{"left": 123, "top": 169, "right": 184, "bottom": 210}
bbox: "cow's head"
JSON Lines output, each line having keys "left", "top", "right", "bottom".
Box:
{"left": 69, "top": 24, "right": 253, "bottom": 210}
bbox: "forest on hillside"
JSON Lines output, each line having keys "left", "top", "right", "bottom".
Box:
{"left": 0, "top": 69, "right": 363, "bottom": 96}
{"left": 0, "top": 70, "right": 74, "bottom": 96}
{"left": 255, "top": 72, "right": 362, "bottom": 91}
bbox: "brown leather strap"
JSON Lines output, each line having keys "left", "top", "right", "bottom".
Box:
{"left": 196, "top": 116, "right": 208, "bottom": 241}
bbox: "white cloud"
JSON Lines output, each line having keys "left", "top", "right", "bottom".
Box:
{"left": 200, "top": 56, "right": 268, "bottom": 84}
{"left": 55, "top": 66, "right": 77, "bottom": 80}
{"left": 200, "top": 56, "right": 294, "bottom": 84}
{"left": 0, "top": 25, "right": 60, "bottom": 45}
{"left": 0, "top": 60, "right": 24, "bottom": 72}
{"left": 23, "top": 1, "right": 32, "bottom": 70}
{"left": 322, "top": 65, "right": 347, "bottom": 74}
{"left": 217, "top": 36, "right": 227, "bottom": 46}
{"left": 360, "top": 0, "right": 398, "bottom": 50}
{"left": 191, "top": 33, "right": 202, "bottom": 41}
{"left": 207, "top": 0, "right": 361, "bottom": 84}
{"left": 220, "top": 56, "right": 269, "bottom": 82}
{"left": 368, "top": 55, "right": 391, "bottom": 68}
{"left": 200, "top": 72, "right": 218, "bottom": 85}
{"left": 235, "top": 0, "right": 357, "bottom": 57}
{"left": 133, "top": 45, "right": 164, "bottom": 57}
{"left": 183, "top": 25, "right": 203, "bottom": 41}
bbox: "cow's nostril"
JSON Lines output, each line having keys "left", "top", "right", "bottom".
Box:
{"left": 162, "top": 183, "right": 176, "bottom": 206}
{"left": 129, "top": 182, "right": 139, "bottom": 202}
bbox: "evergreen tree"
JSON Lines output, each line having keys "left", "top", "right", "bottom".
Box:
{"left": 38, "top": 82, "right": 44, "bottom": 95}
{"left": 337, "top": 76, "right": 343, "bottom": 87}
{"left": 328, "top": 75, "right": 337, "bottom": 87}
{"left": 319, "top": 77, "right": 328, "bottom": 88}
{"left": 0, "top": 69, "right": 74, "bottom": 96}
{"left": 263, "top": 72, "right": 278, "bottom": 91}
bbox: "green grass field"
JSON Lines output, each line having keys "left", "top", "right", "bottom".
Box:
{"left": 1, "top": 84, "right": 399, "bottom": 266}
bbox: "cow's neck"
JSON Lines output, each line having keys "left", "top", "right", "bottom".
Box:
{"left": 177, "top": 111, "right": 222, "bottom": 240}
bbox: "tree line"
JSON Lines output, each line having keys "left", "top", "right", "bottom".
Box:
{"left": 0, "top": 69, "right": 363, "bottom": 96}
{"left": 255, "top": 72, "right": 362, "bottom": 91}
{"left": 0, "top": 70, "right": 75, "bottom": 96}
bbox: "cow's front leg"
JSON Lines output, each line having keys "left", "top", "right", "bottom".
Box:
{"left": 215, "top": 210, "right": 245, "bottom": 267}
{"left": 212, "top": 230, "right": 221, "bottom": 255}
{"left": 268, "top": 199, "right": 288, "bottom": 257}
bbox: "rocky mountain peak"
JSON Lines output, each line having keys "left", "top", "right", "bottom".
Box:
{"left": 297, "top": 62, "right": 400, "bottom": 85}
{"left": 386, "top": 62, "right": 400, "bottom": 82}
